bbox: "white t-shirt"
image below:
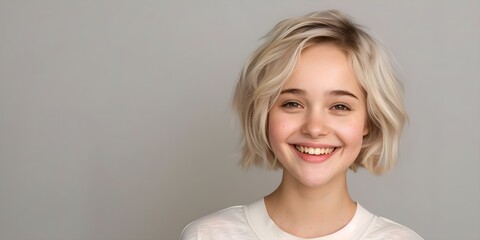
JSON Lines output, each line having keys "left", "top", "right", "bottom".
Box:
{"left": 181, "top": 199, "right": 423, "bottom": 240}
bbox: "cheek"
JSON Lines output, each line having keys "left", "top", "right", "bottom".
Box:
{"left": 268, "top": 114, "right": 284, "bottom": 146}
{"left": 335, "top": 120, "right": 367, "bottom": 147}
{"left": 268, "top": 112, "right": 296, "bottom": 148}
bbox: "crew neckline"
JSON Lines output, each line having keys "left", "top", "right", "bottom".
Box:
{"left": 244, "top": 198, "right": 376, "bottom": 240}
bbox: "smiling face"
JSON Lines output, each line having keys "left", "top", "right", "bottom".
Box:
{"left": 268, "top": 43, "right": 368, "bottom": 188}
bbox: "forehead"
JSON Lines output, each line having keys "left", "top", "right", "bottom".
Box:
{"left": 282, "top": 43, "right": 364, "bottom": 98}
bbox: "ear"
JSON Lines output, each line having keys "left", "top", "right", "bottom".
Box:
{"left": 363, "top": 128, "right": 369, "bottom": 136}
{"left": 363, "top": 123, "right": 369, "bottom": 136}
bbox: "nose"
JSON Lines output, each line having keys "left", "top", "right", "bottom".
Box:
{"left": 301, "top": 110, "right": 329, "bottom": 138}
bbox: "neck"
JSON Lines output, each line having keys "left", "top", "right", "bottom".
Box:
{"left": 264, "top": 170, "right": 356, "bottom": 238}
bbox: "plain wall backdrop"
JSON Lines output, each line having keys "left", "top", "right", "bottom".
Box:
{"left": 1, "top": 0, "right": 479, "bottom": 239}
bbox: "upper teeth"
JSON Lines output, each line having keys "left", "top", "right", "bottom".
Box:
{"left": 295, "top": 145, "right": 335, "bottom": 155}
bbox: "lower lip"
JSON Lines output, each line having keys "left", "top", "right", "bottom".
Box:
{"left": 292, "top": 145, "right": 337, "bottom": 164}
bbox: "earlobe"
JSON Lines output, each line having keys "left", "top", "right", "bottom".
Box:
{"left": 363, "top": 119, "right": 370, "bottom": 136}
{"left": 363, "top": 127, "right": 369, "bottom": 136}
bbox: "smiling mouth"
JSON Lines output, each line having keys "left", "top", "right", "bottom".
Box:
{"left": 294, "top": 145, "right": 336, "bottom": 155}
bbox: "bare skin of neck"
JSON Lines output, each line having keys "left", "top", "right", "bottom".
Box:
{"left": 264, "top": 170, "right": 356, "bottom": 238}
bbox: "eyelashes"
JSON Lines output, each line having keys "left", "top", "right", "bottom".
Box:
{"left": 280, "top": 101, "right": 351, "bottom": 111}
{"left": 281, "top": 101, "right": 302, "bottom": 108}
{"left": 330, "top": 104, "right": 351, "bottom": 111}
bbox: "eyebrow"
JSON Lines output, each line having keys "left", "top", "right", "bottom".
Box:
{"left": 280, "top": 88, "right": 305, "bottom": 95}
{"left": 329, "top": 90, "right": 359, "bottom": 100}
{"left": 280, "top": 88, "right": 359, "bottom": 100}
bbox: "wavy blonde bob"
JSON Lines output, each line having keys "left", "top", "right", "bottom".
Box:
{"left": 233, "top": 10, "right": 407, "bottom": 174}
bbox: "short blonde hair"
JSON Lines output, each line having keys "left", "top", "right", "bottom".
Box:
{"left": 233, "top": 10, "right": 407, "bottom": 174}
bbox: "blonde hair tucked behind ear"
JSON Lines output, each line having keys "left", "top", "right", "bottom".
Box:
{"left": 233, "top": 10, "right": 407, "bottom": 174}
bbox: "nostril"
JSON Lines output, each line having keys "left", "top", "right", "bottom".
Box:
{"left": 301, "top": 122, "right": 329, "bottom": 138}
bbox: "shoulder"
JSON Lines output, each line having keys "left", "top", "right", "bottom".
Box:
{"left": 364, "top": 216, "right": 424, "bottom": 240}
{"left": 180, "top": 205, "right": 253, "bottom": 240}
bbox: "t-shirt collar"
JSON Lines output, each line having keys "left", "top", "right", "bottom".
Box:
{"left": 244, "top": 198, "right": 375, "bottom": 240}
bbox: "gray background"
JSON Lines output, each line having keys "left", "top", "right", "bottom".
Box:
{"left": 1, "top": 0, "right": 479, "bottom": 239}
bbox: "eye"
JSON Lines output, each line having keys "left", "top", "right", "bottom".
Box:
{"left": 281, "top": 101, "right": 302, "bottom": 109}
{"left": 331, "top": 104, "right": 350, "bottom": 111}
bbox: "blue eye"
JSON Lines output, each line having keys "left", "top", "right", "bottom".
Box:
{"left": 331, "top": 104, "right": 350, "bottom": 111}
{"left": 282, "top": 101, "right": 302, "bottom": 108}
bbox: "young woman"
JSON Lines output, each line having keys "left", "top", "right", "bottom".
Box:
{"left": 181, "top": 10, "right": 423, "bottom": 239}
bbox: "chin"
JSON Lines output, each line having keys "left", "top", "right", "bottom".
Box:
{"left": 289, "top": 168, "right": 348, "bottom": 189}
{"left": 299, "top": 177, "right": 332, "bottom": 188}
